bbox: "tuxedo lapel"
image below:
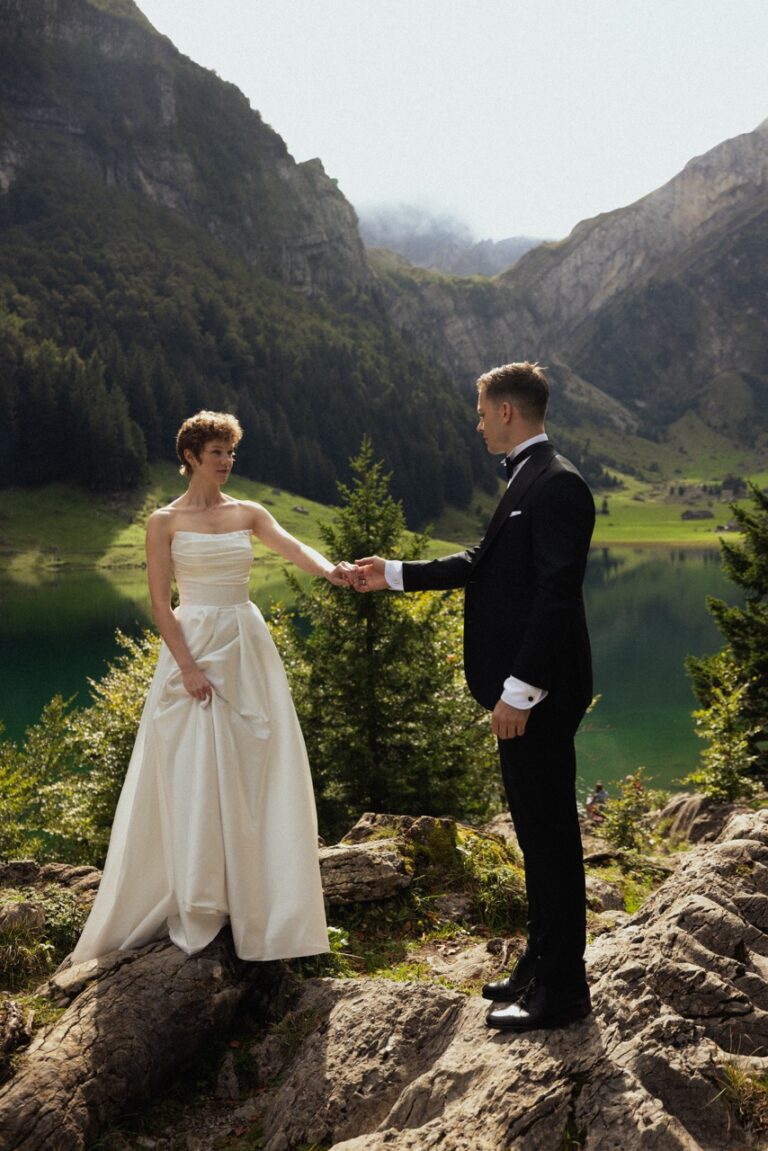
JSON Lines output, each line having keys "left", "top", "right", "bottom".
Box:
{"left": 472, "top": 442, "right": 557, "bottom": 569}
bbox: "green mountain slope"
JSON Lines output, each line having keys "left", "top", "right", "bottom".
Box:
{"left": 0, "top": 0, "right": 495, "bottom": 522}
{"left": 0, "top": 157, "right": 492, "bottom": 521}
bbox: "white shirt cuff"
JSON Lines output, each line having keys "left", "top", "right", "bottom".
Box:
{"left": 501, "top": 676, "right": 548, "bottom": 709}
{"left": 384, "top": 560, "right": 404, "bottom": 590}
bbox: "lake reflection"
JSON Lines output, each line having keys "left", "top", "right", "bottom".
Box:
{"left": 2, "top": 546, "right": 738, "bottom": 797}
{"left": 580, "top": 546, "right": 737, "bottom": 794}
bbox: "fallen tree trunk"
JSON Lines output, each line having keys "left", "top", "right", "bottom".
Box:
{"left": 0, "top": 932, "right": 286, "bottom": 1150}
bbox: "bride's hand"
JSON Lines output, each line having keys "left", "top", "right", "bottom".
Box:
{"left": 182, "top": 665, "right": 214, "bottom": 702}
{"left": 325, "top": 561, "right": 358, "bottom": 587}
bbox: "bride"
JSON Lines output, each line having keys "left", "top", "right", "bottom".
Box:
{"left": 72, "top": 411, "right": 353, "bottom": 964}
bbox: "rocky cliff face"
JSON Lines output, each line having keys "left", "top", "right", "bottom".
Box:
{"left": 512, "top": 118, "right": 768, "bottom": 342}
{"left": 565, "top": 190, "right": 768, "bottom": 425}
{"left": 0, "top": 0, "right": 370, "bottom": 297}
{"left": 370, "top": 119, "right": 768, "bottom": 443}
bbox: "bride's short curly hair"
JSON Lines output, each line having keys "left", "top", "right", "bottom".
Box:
{"left": 176, "top": 411, "right": 244, "bottom": 476}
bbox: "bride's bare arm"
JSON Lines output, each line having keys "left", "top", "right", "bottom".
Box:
{"left": 145, "top": 514, "right": 213, "bottom": 701}
{"left": 248, "top": 503, "right": 354, "bottom": 586}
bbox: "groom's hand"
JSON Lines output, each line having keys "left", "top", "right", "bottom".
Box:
{"left": 492, "top": 699, "right": 530, "bottom": 739}
{"left": 353, "top": 555, "right": 388, "bottom": 592}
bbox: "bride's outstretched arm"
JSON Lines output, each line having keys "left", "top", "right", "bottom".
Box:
{"left": 145, "top": 513, "right": 214, "bottom": 701}
{"left": 248, "top": 502, "right": 355, "bottom": 586}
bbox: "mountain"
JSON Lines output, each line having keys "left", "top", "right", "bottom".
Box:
{"left": 509, "top": 118, "right": 768, "bottom": 342}
{"left": 0, "top": 0, "right": 369, "bottom": 298}
{"left": 358, "top": 205, "right": 542, "bottom": 276}
{"left": 564, "top": 186, "right": 768, "bottom": 438}
{"left": 371, "top": 119, "right": 768, "bottom": 466}
{"left": 0, "top": 0, "right": 493, "bottom": 523}
{"left": 1, "top": 0, "right": 765, "bottom": 511}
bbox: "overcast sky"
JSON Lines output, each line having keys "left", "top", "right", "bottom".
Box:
{"left": 137, "top": 0, "right": 768, "bottom": 241}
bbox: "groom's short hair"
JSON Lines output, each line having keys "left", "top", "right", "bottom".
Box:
{"left": 477, "top": 361, "right": 549, "bottom": 421}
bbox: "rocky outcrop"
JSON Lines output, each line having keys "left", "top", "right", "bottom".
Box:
{"left": 319, "top": 839, "right": 412, "bottom": 903}
{"left": 656, "top": 792, "right": 751, "bottom": 844}
{"left": 3, "top": 810, "right": 768, "bottom": 1148}
{"left": 249, "top": 810, "right": 768, "bottom": 1150}
{"left": 0, "top": 935, "right": 286, "bottom": 1150}
{"left": 0, "top": 0, "right": 370, "bottom": 297}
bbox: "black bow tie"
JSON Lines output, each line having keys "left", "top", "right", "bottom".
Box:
{"left": 502, "top": 444, "right": 542, "bottom": 481}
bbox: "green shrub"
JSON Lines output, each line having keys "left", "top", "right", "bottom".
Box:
{"left": 601, "top": 769, "right": 658, "bottom": 854}
{"left": 0, "top": 630, "right": 159, "bottom": 866}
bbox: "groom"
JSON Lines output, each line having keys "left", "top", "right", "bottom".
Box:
{"left": 354, "top": 361, "right": 595, "bottom": 1032}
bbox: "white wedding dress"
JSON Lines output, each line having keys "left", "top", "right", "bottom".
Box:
{"left": 72, "top": 529, "right": 329, "bottom": 963}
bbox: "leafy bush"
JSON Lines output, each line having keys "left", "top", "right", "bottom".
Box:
{"left": 601, "top": 769, "right": 660, "bottom": 854}
{"left": 0, "top": 630, "right": 159, "bottom": 865}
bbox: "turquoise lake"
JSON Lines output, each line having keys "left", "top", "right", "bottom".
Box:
{"left": 1, "top": 545, "right": 738, "bottom": 800}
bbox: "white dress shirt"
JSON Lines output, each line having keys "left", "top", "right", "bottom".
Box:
{"left": 384, "top": 433, "right": 549, "bottom": 710}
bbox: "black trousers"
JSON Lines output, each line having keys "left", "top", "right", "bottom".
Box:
{"left": 498, "top": 692, "right": 587, "bottom": 988}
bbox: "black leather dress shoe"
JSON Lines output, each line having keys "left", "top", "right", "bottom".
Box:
{"left": 481, "top": 952, "right": 536, "bottom": 1002}
{"left": 485, "top": 980, "right": 592, "bottom": 1032}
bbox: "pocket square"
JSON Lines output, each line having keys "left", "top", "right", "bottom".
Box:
{"left": 508, "top": 510, "right": 522, "bottom": 518}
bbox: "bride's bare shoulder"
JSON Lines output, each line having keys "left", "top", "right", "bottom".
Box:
{"left": 234, "top": 499, "right": 269, "bottom": 524}
{"left": 146, "top": 506, "right": 177, "bottom": 538}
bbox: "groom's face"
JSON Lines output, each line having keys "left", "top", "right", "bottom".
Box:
{"left": 477, "top": 390, "right": 508, "bottom": 455}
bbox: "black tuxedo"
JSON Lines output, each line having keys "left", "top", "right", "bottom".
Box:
{"left": 401, "top": 442, "right": 595, "bottom": 987}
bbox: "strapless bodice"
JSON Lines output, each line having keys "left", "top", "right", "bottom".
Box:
{"left": 171, "top": 530, "right": 253, "bottom": 606}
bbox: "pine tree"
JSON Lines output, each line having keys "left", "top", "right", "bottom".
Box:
{"left": 687, "top": 481, "right": 768, "bottom": 782}
{"left": 272, "top": 439, "right": 498, "bottom": 839}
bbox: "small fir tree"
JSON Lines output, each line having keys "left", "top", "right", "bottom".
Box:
{"left": 684, "top": 649, "right": 758, "bottom": 802}
{"left": 272, "top": 438, "right": 498, "bottom": 839}
{"left": 687, "top": 482, "right": 768, "bottom": 781}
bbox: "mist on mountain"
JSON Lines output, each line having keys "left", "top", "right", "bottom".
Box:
{"left": 357, "top": 203, "right": 543, "bottom": 276}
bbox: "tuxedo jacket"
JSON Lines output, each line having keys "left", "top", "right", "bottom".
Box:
{"left": 402, "top": 443, "right": 595, "bottom": 712}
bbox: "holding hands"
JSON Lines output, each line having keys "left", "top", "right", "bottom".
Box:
{"left": 324, "top": 560, "right": 361, "bottom": 587}
{"left": 324, "top": 556, "right": 389, "bottom": 591}
{"left": 351, "top": 555, "right": 388, "bottom": 592}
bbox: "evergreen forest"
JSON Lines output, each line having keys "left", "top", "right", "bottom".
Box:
{"left": 0, "top": 157, "right": 494, "bottom": 524}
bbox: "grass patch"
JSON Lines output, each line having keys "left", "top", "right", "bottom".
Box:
{"left": 312, "top": 823, "right": 527, "bottom": 980}
{"left": 0, "top": 463, "right": 459, "bottom": 586}
{"left": 0, "top": 923, "right": 53, "bottom": 991}
{"left": 15, "top": 992, "right": 66, "bottom": 1030}
{"left": 591, "top": 473, "right": 737, "bottom": 548}
{"left": 455, "top": 829, "right": 527, "bottom": 932}
{"left": 585, "top": 861, "right": 666, "bottom": 915}
{"left": 0, "top": 464, "right": 754, "bottom": 586}
{"left": 0, "top": 885, "right": 88, "bottom": 991}
{"left": 716, "top": 1063, "right": 768, "bottom": 1141}
{"left": 269, "top": 1009, "right": 322, "bottom": 1061}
